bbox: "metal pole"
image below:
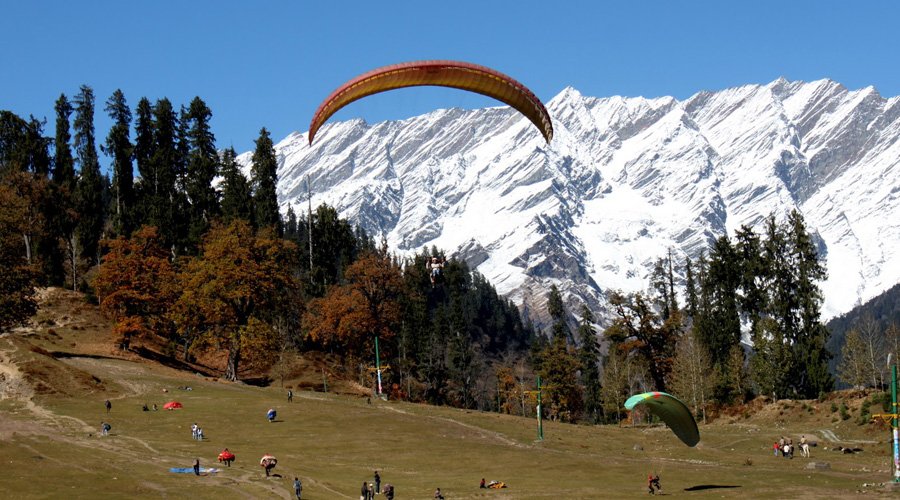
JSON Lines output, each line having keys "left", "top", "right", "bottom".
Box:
{"left": 537, "top": 375, "right": 544, "bottom": 441}
{"left": 893, "top": 364, "right": 898, "bottom": 482}
{"left": 375, "top": 335, "right": 383, "bottom": 396}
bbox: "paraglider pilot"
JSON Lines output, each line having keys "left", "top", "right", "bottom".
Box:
{"left": 428, "top": 257, "right": 445, "bottom": 286}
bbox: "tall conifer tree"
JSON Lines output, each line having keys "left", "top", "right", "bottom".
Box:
{"left": 251, "top": 127, "right": 281, "bottom": 236}
{"left": 184, "top": 97, "right": 219, "bottom": 247}
{"left": 577, "top": 305, "right": 602, "bottom": 422}
{"left": 132, "top": 97, "right": 154, "bottom": 227}
{"left": 219, "top": 147, "right": 253, "bottom": 223}
{"left": 73, "top": 85, "right": 104, "bottom": 265}
{"left": 148, "top": 98, "right": 179, "bottom": 249}
{"left": 102, "top": 89, "right": 134, "bottom": 236}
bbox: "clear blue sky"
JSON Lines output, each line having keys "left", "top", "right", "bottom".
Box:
{"left": 2, "top": 1, "right": 898, "bottom": 165}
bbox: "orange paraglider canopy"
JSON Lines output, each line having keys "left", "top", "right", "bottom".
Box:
{"left": 308, "top": 60, "right": 553, "bottom": 145}
{"left": 163, "top": 401, "right": 183, "bottom": 410}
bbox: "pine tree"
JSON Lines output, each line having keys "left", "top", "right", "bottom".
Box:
{"left": 576, "top": 304, "right": 602, "bottom": 422}
{"left": 184, "top": 97, "right": 219, "bottom": 248}
{"left": 538, "top": 335, "right": 583, "bottom": 422}
{"left": 735, "top": 225, "right": 766, "bottom": 335}
{"left": 53, "top": 95, "right": 76, "bottom": 192}
{"left": 684, "top": 257, "right": 698, "bottom": 320}
{"left": 219, "top": 147, "right": 253, "bottom": 223}
{"left": 786, "top": 210, "right": 833, "bottom": 397}
{"left": 148, "top": 98, "right": 179, "bottom": 249}
{"left": 102, "top": 89, "right": 134, "bottom": 237}
{"left": 52, "top": 95, "right": 79, "bottom": 289}
{"left": 132, "top": 97, "right": 154, "bottom": 227}
{"left": 284, "top": 204, "right": 298, "bottom": 241}
{"left": 251, "top": 127, "right": 281, "bottom": 236}
{"left": 73, "top": 85, "right": 104, "bottom": 266}
{"left": 650, "top": 249, "right": 679, "bottom": 321}
{"left": 547, "top": 284, "right": 570, "bottom": 343}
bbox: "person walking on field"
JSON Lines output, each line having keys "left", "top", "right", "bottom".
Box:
{"left": 105, "top": 399, "right": 111, "bottom": 413}
{"left": 288, "top": 389, "right": 293, "bottom": 403}
{"left": 293, "top": 477, "right": 302, "bottom": 499}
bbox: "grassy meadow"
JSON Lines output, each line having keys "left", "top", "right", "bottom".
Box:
{"left": 0, "top": 289, "right": 897, "bottom": 498}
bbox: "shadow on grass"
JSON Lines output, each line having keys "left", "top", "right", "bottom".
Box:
{"left": 130, "top": 347, "right": 217, "bottom": 376}
{"left": 684, "top": 485, "right": 741, "bottom": 491}
{"left": 242, "top": 376, "right": 273, "bottom": 387}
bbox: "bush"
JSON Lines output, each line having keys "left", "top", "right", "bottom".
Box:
{"left": 839, "top": 402, "right": 850, "bottom": 421}
{"left": 830, "top": 402, "right": 838, "bottom": 413}
{"left": 857, "top": 399, "right": 872, "bottom": 425}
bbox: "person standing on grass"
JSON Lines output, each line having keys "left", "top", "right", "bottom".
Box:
{"left": 193, "top": 458, "right": 200, "bottom": 476}
{"left": 105, "top": 399, "right": 111, "bottom": 413}
{"left": 293, "top": 477, "right": 302, "bottom": 499}
{"left": 288, "top": 389, "right": 293, "bottom": 403}
{"left": 374, "top": 470, "right": 380, "bottom": 494}
{"left": 361, "top": 481, "right": 369, "bottom": 500}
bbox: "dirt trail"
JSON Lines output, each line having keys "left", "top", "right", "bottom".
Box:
{"left": 379, "top": 404, "right": 527, "bottom": 448}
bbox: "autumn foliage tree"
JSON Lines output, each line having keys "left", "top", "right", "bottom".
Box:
{"left": 606, "top": 291, "right": 678, "bottom": 392}
{"left": 93, "top": 226, "right": 177, "bottom": 349}
{"left": 0, "top": 182, "right": 39, "bottom": 332}
{"left": 171, "top": 220, "right": 298, "bottom": 381}
{"left": 304, "top": 251, "right": 403, "bottom": 361}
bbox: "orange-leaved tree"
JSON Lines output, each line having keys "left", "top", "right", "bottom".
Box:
{"left": 93, "top": 226, "right": 177, "bottom": 349}
{"left": 304, "top": 251, "right": 403, "bottom": 362}
{"left": 171, "top": 220, "right": 298, "bottom": 381}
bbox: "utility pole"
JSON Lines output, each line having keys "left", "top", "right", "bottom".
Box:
{"left": 375, "top": 334, "right": 383, "bottom": 396}
{"left": 873, "top": 363, "right": 900, "bottom": 483}
{"left": 893, "top": 364, "right": 899, "bottom": 482}
{"left": 537, "top": 375, "right": 544, "bottom": 441}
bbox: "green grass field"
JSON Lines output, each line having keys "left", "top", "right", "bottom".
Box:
{"left": 1, "top": 289, "right": 897, "bottom": 498}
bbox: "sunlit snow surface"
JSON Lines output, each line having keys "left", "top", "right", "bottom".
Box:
{"left": 238, "top": 78, "right": 900, "bottom": 327}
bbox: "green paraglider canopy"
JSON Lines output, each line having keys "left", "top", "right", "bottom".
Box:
{"left": 625, "top": 391, "right": 700, "bottom": 447}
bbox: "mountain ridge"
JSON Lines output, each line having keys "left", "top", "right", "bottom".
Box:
{"left": 238, "top": 77, "right": 900, "bottom": 328}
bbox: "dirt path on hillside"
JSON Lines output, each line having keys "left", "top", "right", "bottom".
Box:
{"left": 379, "top": 404, "right": 527, "bottom": 448}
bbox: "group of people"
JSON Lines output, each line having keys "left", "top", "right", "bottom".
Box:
{"left": 190, "top": 422, "right": 205, "bottom": 441}
{"left": 774, "top": 436, "right": 810, "bottom": 459}
{"left": 360, "top": 471, "right": 394, "bottom": 500}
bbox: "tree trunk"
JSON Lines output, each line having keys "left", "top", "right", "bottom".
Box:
{"left": 67, "top": 234, "right": 78, "bottom": 291}
{"left": 23, "top": 234, "right": 32, "bottom": 264}
{"left": 225, "top": 344, "right": 241, "bottom": 381}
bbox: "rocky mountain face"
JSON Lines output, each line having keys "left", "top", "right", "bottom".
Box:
{"left": 240, "top": 78, "right": 900, "bottom": 328}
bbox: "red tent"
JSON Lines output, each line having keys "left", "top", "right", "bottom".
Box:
{"left": 163, "top": 401, "right": 183, "bottom": 410}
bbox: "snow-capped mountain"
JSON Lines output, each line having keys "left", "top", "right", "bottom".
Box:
{"left": 239, "top": 78, "right": 900, "bottom": 327}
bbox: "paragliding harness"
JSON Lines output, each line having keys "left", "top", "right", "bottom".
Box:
{"left": 428, "top": 257, "right": 445, "bottom": 287}
{"left": 648, "top": 474, "right": 661, "bottom": 495}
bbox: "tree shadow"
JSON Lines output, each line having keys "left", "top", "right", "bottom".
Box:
{"left": 242, "top": 376, "right": 273, "bottom": 387}
{"left": 684, "top": 485, "right": 741, "bottom": 491}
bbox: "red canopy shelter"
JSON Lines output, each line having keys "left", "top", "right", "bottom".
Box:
{"left": 163, "top": 401, "right": 183, "bottom": 410}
